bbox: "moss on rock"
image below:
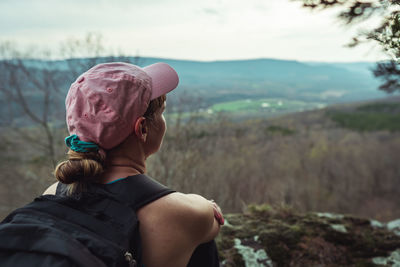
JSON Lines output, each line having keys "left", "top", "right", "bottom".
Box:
{"left": 216, "top": 205, "right": 400, "bottom": 266}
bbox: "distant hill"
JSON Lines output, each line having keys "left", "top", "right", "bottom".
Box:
{"left": 305, "top": 61, "right": 377, "bottom": 75}
{"left": 0, "top": 57, "right": 389, "bottom": 126}
{"left": 139, "top": 58, "right": 385, "bottom": 104}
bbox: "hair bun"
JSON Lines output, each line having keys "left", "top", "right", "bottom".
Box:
{"left": 55, "top": 161, "right": 84, "bottom": 184}
{"left": 54, "top": 150, "right": 106, "bottom": 185}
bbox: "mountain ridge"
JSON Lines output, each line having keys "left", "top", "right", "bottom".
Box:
{"left": 0, "top": 56, "right": 389, "bottom": 126}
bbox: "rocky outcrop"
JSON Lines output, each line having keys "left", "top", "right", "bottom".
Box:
{"left": 216, "top": 205, "right": 400, "bottom": 267}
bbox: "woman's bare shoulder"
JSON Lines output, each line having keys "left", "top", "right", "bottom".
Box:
{"left": 152, "top": 192, "right": 211, "bottom": 218}
{"left": 43, "top": 182, "right": 58, "bottom": 195}
{"left": 140, "top": 192, "right": 219, "bottom": 242}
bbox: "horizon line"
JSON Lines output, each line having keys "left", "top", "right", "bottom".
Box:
{"left": 0, "top": 55, "right": 382, "bottom": 64}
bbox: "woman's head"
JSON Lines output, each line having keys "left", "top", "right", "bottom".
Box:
{"left": 55, "top": 62, "right": 178, "bottom": 191}
{"left": 65, "top": 62, "right": 178, "bottom": 150}
{"left": 55, "top": 95, "right": 167, "bottom": 185}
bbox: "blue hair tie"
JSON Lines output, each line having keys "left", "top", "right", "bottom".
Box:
{"left": 65, "top": 135, "right": 99, "bottom": 153}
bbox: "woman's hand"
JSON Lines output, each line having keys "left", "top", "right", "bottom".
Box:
{"left": 210, "top": 200, "right": 224, "bottom": 226}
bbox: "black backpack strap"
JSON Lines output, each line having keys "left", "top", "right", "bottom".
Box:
{"left": 56, "top": 174, "right": 175, "bottom": 211}
{"left": 99, "top": 174, "right": 175, "bottom": 210}
{"left": 55, "top": 174, "right": 174, "bottom": 266}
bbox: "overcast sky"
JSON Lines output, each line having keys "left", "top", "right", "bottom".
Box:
{"left": 0, "top": 0, "right": 389, "bottom": 62}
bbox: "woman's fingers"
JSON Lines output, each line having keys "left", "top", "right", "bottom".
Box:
{"left": 210, "top": 200, "right": 224, "bottom": 225}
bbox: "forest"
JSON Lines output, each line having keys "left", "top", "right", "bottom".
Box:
{"left": 1, "top": 96, "right": 399, "bottom": 222}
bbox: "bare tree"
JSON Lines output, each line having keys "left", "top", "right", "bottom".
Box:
{"left": 0, "top": 54, "right": 65, "bottom": 167}
{"left": 0, "top": 33, "right": 140, "bottom": 167}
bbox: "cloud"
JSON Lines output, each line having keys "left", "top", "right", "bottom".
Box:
{"left": 0, "top": 0, "right": 389, "bottom": 62}
{"left": 202, "top": 8, "right": 220, "bottom": 15}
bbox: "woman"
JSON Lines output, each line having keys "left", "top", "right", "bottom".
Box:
{"left": 43, "top": 62, "right": 224, "bottom": 267}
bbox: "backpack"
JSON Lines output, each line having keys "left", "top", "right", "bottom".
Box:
{"left": 0, "top": 192, "right": 142, "bottom": 267}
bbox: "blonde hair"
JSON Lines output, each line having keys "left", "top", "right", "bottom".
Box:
{"left": 54, "top": 95, "right": 166, "bottom": 195}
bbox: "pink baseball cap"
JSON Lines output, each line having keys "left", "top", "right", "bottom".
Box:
{"left": 65, "top": 62, "right": 179, "bottom": 150}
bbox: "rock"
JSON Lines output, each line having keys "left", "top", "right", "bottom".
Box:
{"left": 233, "top": 238, "right": 273, "bottom": 267}
{"left": 387, "top": 219, "right": 400, "bottom": 237}
{"left": 330, "top": 224, "right": 347, "bottom": 233}
{"left": 216, "top": 204, "right": 400, "bottom": 266}
{"left": 372, "top": 249, "right": 400, "bottom": 266}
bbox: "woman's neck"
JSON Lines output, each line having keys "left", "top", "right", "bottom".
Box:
{"left": 99, "top": 134, "right": 147, "bottom": 183}
{"left": 99, "top": 165, "right": 144, "bottom": 183}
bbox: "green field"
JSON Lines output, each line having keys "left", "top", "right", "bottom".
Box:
{"left": 207, "top": 98, "right": 325, "bottom": 117}
{"left": 166, "top": 98, "right": 327, "bottom": 121}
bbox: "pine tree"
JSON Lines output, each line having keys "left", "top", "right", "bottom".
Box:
{"left": 296, "top": 0, "right": 400, "bottom": 94}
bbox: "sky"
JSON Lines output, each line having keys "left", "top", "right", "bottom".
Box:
{"left": 0, "top": 0, "right": 390, "bottom": 62}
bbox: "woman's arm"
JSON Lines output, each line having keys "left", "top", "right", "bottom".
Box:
{"left": 172, "top": 193, "right": 224, "bottom": 243}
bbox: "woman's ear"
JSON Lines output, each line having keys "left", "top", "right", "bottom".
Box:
{"left": 134, "top": 117, "right": 148, "bottom": 142}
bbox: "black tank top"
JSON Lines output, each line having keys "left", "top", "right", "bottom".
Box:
{"left": 56, "top": 174, "right": 220, "bottom": 267}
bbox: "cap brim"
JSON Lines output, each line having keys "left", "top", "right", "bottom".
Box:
{"left": 143, "top": 62, "right": 179, "bottom": 100}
